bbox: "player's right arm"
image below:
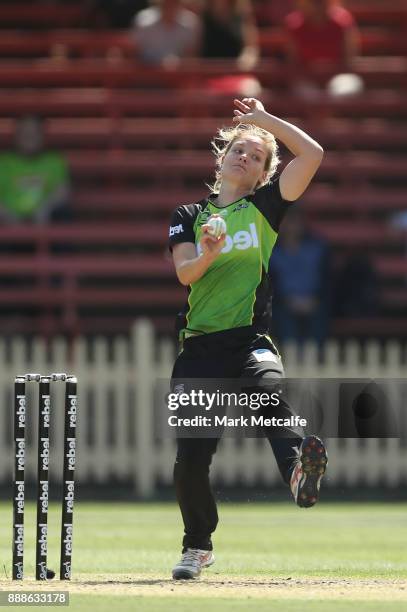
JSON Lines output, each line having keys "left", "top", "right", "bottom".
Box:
{"left": 172, "top": 228, "right": 225, "bottom": 286}
{"left": 169, "top": 205, "right": 225, "bottom": 286}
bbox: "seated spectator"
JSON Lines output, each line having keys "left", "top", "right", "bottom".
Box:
{"left": 0, "top": 116, "right": 71, "bottom": 224}
{"left": 0, "top": 115, "right": 71, "bottom": 334}
{"left": 131, "top": 0, "right": 201, "bottom": 67}
{"left": 269, "top": 208, "right": 331, "bottom": 346}
{"left": 86, "top": 0, "right": 148, "bottom": 28}
{"left": 284, "top": 0, "right": 363, "bottom": 100}
{"left": 83, "top": 0, "right": 148, "bottom": 29}
{"left": 200, "top": 0, "right": 259, "bottom": 71}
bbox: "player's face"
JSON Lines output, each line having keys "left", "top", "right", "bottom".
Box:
{"left": 221, "top": 137, "right": 268, "bottom": 191}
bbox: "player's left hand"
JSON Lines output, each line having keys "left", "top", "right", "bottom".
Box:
{"left": 232, "top": 98, "right": 265, "bottom": 125}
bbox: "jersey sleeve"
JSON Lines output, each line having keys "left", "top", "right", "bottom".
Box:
{"left": 251, "top": 175, "right": 295, "bottom": 232}
{"left": 168, "top": 205, "right": 197, "bottom": 252}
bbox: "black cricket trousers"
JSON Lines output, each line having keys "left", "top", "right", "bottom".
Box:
{"left": 170, "top": 326, "right": 304, "bottom": 552}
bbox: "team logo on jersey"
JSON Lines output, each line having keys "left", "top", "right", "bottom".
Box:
{"left": 197, "top": 223, "right": 259, "bottom": 255}
{"left": 232, "top": 202, "right": 249, "bottom": 213}
{"left": 169, "top": 224, "right": 183, "bottom": 237}
{"left": 198, "top": 209, "right": 227, "bottom": 226}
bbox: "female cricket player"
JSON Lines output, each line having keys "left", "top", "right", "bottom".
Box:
{"left": 168, "top": 98, "right": 328, "bottom": 579}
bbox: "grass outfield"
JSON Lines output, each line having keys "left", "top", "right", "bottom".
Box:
{"left": 0, "top": 501, "right": 406, "bottom": 611}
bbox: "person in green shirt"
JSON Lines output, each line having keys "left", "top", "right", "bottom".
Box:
{"left": 0, "top": 116, "right": 70, "bottom": 223}
{"left": 168, "top": 97, "right": 328, "bottom": 580}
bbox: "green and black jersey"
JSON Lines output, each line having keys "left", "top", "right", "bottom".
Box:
{"left": 168, "top": 177, "right": 294, "bottom": 338}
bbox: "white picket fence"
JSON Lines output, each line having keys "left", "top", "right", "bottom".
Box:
{"left": 0, "top": 319, "right": 406, "bottom": 498}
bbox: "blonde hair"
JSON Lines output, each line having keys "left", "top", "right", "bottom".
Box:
{"left": 209, "top": 123, "right": 280, "bottom": 194}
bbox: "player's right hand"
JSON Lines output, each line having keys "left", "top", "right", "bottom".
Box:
{"left": 200, "top": 224, "right": 226, "bottom": 260}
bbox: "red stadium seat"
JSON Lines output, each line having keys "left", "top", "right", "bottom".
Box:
{"left": 0, "top": 4, "right": 85, "bottom": 28}
{"left": 259, "top": 28, "right": 407, "bottom": 58}
{"left": 375, "top": 256, "right": 407, "bottom": 278}
{"left": 254, "top": 0, "right": 407, "bottom": 29}
{"left": 61, "top": 150, "right": 407, "bottom": 188}
{"left": 308, "top": 221, "right": 403, "bottom": 248}
{"left": 0, "top": 27, "right": 405, "bottom": 60}
{"left": 0, "top": 225, "right": 179, "bottom": 336}
{"left": 2, "top": 116, "right": 405, "bottom": 152}
{"left": 351, "top": 5, "right": 407, "bottom": 29}
{"left": 302, "top": 186, "right": 407, "bottom": 215}
{"left": 0, "top": 31, "right": 134, "bottom": 59}
{"left": 0, "top": 59, "right": 405, "bottom": 91}
{"left": 73, "top": 189, "right": 205, "bottom": 217}
{"left": 0, "top": 224, "right": 168, "bottom": 248}
{"left": 71, "top": 186, "right": 406, "bottom": 220}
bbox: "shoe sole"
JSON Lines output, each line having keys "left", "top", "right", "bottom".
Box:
{"left": 172, "top": 569, "right": 198, "bottom": 580}
{"left": 297, "top": 436, "right": 328, "bottom": 508}
{"left": 172, "top": 557, "right": 215, "bottom": 580}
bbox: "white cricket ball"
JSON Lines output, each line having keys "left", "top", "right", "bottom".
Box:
{"left": 206, "top": 216, "right": 227, "bottom": 238}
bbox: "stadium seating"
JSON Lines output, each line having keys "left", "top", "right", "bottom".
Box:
{"left": 254, "top": 1, "right": 407, "bottom": 29}
{"left": 0, "top": 29, "right": 406, "bottom": 60}
{"left": 0, "top": 0, "right": 406, "bottom": 337}
{"left": 0, "top": 3, "right": 86, "bottom": 28}
{"left": 69, "top": 187, "right": 407, "bottom": 220}
{"left": 2, "top": 117, "right": 406, "bottom": 152}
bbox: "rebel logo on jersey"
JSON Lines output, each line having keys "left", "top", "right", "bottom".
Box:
{"left": 169, "top": 224, "right": 184, "bottom": 237}
{"left": 196, "top": 223, "right": 259, "bottom": 255}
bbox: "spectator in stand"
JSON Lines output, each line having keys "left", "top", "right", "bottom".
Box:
{"left": 200, "top": 0, "right": 259, "bottom": 71}
{"left": 269, "top": 208, "right": 331, "bottom": 346}
{"left": 0, "top": 116, "right": 71, "bottom": 224}
{"left": 0, "top": 116, "right": 71, "bottom": 334}
{"left": 131, "top": 0, "right": 201, "bottom": 67}
{"left": 86, "top": 0, "right": 149, "bottom": 28}
{"left": 284, "top": 0, "right": 363, "bottom": 100}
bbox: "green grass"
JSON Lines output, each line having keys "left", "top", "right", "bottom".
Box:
{"left": 1, "top": 501, "right": 406, "bottom": 611}
{"left": 67, "top": 596, "right": 406, "bottom": 612}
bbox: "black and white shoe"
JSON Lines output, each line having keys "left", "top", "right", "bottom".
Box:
{"left": 290, "top": 436, "right": 328, "bottom": 508}
{"left": 172, "top": 548, "right": 215, "bottom": 580}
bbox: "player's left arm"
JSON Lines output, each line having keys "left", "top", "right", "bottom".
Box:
{"left": 233, "top": 98, "right": 324, "bottom": 201}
